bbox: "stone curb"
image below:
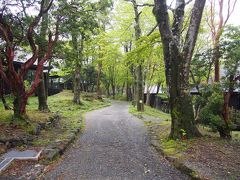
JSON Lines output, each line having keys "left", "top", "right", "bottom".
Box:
{"left": 132, "top": 114, "right": 204, "bottom": 180}
{"left": 149, "top": 140, "right": 203, "bottom": 180}
{"left": 41, "top": 103, "right": 111, "bottom": 162}
{"left": 41, "top": 122, "right": 82, "bottom": 162}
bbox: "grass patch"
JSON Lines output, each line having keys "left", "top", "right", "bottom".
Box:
{"left": 0, "top": 90, "right": 111, "bottom": 148}
{"left": 129, "top": 105, "right": 188, "bottom": 158}
{"left": 30, "top": 90, "right": 110, "bottom": 146}
{"left": 160, "top": 138, "right": 188, "bottom": 158}
{"left": 129, "top": 105, "right": 171, "bottom": 121}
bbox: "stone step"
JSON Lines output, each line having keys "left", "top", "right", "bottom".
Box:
{"left": 0, "top": 158, "right": 13, "bottom": 173}
{"left": 0, "top": 149, "right": 42, "bottom": 173}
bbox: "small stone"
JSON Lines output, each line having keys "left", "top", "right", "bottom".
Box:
{"left": 145, "top": 169, "right": 150, "bottom": 174}
{"left": 35, "top": 164, "right": 41, "bottom": 168}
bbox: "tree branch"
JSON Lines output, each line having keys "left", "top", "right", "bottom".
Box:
{"left": 147, "top": 24, "right": 158, "bottom": 36}
{"left": 26, "top": 18, "right": 59, "bottom": 97}
{"left": 172, "top": 0, "right": 185, "bottom": 46}
{"left": 182, "top": 0, "right": 206, "bottom": 86}
{"left": 20, "top": 0, "right": 54, "bottom": 76}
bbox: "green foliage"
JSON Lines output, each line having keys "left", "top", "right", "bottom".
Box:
{"left": 197, "top": 84, "right": 227, "bottom": 132}
{"left": 180, "top": 129, "right": 187, "bottom": 137}
{"left": 221, "top": 25, "right": 240, "bottom": 87}
{"left": 24, "top": 80, "right": 31, "bottom": 92}
{"left": 55, "top": 0, "right": 113, "bottom": 78}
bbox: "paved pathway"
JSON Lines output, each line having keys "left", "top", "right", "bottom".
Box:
{"left": 45, "top": 101, "right": 188, "bottom": 180}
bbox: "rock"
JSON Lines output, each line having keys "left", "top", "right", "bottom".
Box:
{"left": 47, "top": 112, "right": 61, "bottom": 128}
{"left": 34, "top": 124, "right": 41, "bottom": 135}
{"left": 38, "top": 122, "right": 46, "bottom": 130}
{"left": 151, "top": 140, "right": 160, "bottom": 148}
{"left": 144, "top": 169, "right": 150, "bottom": 174}
{"left": 42, "top": 148, "right": 60, "bottom": 161}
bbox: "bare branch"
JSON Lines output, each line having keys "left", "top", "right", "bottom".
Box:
{"left": 147, "top": 24, "right": 158, "bottom": 36}
{"left": 136, "top": 3, "right": 154, "bottom": 7}
{"left": 224, "top": 0, "right": 237, "bottom": 25}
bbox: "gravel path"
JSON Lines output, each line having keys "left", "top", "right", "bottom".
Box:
{"left": 44, "top": 101, "right": 188, "bottom": 180}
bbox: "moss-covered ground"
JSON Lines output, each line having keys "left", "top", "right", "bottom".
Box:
{"left": 129, "top": 105, "right": 171, "bottom": 121}
{"left": 0, "top": 90, "right": 111, "bottom": 151}
{"left": 130, "top": 104, "right": 240, "bottom": 179}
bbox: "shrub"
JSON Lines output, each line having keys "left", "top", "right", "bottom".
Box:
{"left": 196, "top": 84, "right": 232, "bottom": 137}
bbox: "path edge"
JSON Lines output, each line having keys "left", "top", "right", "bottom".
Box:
{"left": 132, "top": 114, "right": 204, "bottom": 180}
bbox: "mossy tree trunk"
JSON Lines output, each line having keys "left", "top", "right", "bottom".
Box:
{"left": 37, "top": 0, "right": 49, "bottom": 112}
{"left": 96, "top": 62, "right": 102, "bottom": 99}
{"left": 146, "top": 90, "right": 151, "bottom": 106}
{"left": 221, "top": 75, "right": 237, "bottom": 139}
{"left": 127, "top": 0, "right": 144, "bottom": 111}
{"left": 154, "top": 0, "right": 205, "bottom": 139}
{"left": 13, "top": 86, "right": 28, "bottom": 119}
{"left": 73, "top": 65, "right": 81, "bottom": 104}
{"left": 72, "top": 33, "right": 84, "bottom": 105}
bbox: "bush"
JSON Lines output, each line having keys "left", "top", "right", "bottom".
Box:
{"left": 196, "top": 84, "right": 232, "bottom": 137}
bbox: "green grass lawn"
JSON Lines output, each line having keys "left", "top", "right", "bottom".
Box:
{"left": 0, "top": 91, "right": 111, "bottom": 145}
{"left": 0, "top": 91, "right": 110, "bottom": 123}
{"left": 129, "top": 104, "right": 171, "bottom": 121}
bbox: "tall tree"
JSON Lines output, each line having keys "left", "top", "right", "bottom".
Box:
{"left": 208, "top": 0, "right": 237, "bottom": 82}
{"left": 221, "top": 25, "right": 240, "bottom": 138}
{"left": 58, "top": 0, "right": 112, "bottom": 104}
{"left": 153, "top": 0, "right": 206, "bottom": 139}
{"left": 37, "top": 0, "right": 50, "bottom": 111}
{"left": 125, "top": 0, "right": 144, "bottom": 111}
{"left": 0, "top": 0, "right": 58, "bottom": 119}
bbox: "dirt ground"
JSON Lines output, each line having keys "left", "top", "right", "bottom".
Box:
{"left": 146, "top": 119, "right": 240, "bottom": 180}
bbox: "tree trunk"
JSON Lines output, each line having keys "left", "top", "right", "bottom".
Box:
{"left": 126, "top": 81, "right": 132, "bottom": 101}
{"left": 1, "top": 93, "right": 10, "bottom": 110}
{"left": 71, "top": 32, "right": 84, "bottom": 104}
{"left": 218, "top": 126, "right": 231, "bottom": 139}
{"left": 168, "top": 44, "right": 201, "bottom": 139}
{"left": 221, "top": 75, "right": 234, "bottom": 139}
{"left": 121, "top": 82, "right": 125, "bottom": 95}
{"left": 131, "top": 67, "right": 137, "bottom": 106}
{"left": 37, "top": 75, "right": 49, "bottom": 111}
{"left": 13, "top": 89, "right": 28, "bottom": 119}
{"left": 37, "top": 0, "right": 49, "bottom": 111}
{"left": 154, "top": 0, "right": 205, "bottom": 139}
{"left": 0, "top": 80, "right": 11, "bottom": 110}
{"left": 156, "top": 83, "right": 161, "bottom": 94}
{"left": 129, "top": 0, "right": 144, "bottom": 111}
{"left": 111, "top": 81, "right": 115, "bottom": 99}
{"left": 213, "top": 44, "right": 221, "bottom": 82}
{"left": 106, "top": 84, "right": 110, "bottom": 97}
{"left": 73, "top": 66, "right": 81, "bottom": 104}
{"left": 136, "top": 64, "right": 144, "bottom": 111}
{"left": 208, "top": 0, "right": 237, "bottom": 83}
{"left": 96, "top": 63, "right": 102, "bottom": 99}
{"left": 146, "top": 91, "right": 151, "bottom": 106}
